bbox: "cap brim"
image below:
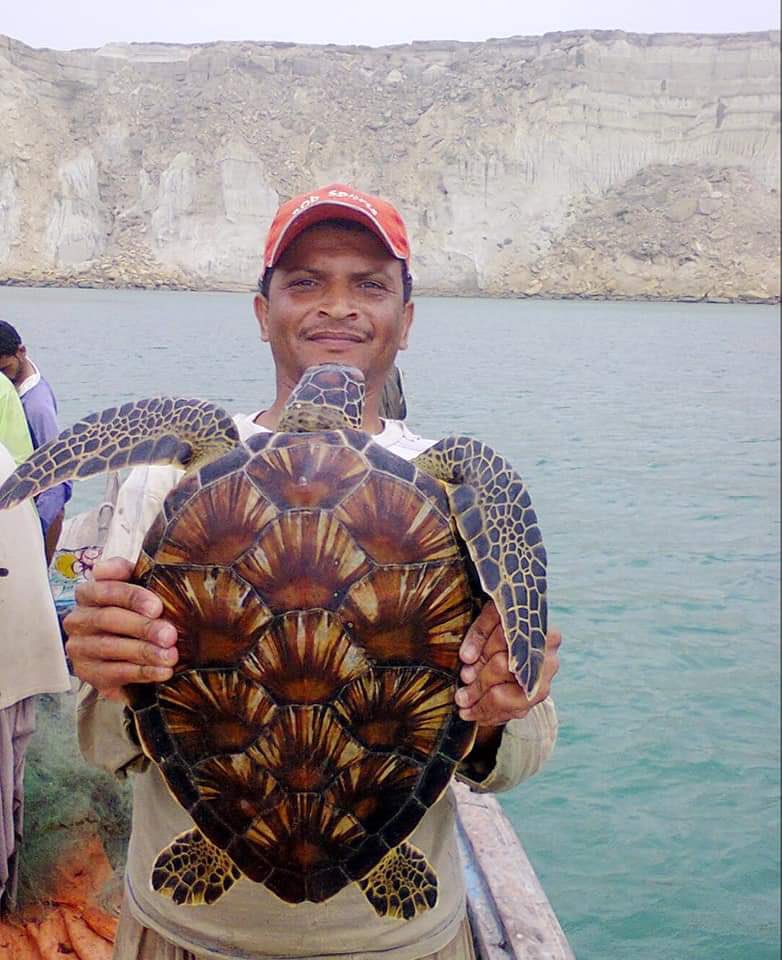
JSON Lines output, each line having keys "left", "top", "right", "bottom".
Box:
{"left": 266, "top": 202, "right": 407, "bottom": 268}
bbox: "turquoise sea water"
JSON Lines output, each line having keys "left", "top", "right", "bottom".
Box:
{"left": 1, "top": 287, "right": 779, "bottom": 959}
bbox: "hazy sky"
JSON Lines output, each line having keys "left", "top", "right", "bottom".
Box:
{"left": 3, "top": 0, "right": 779, "bottom": 50}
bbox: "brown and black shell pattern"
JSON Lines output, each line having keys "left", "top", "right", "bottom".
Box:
{"left": 127, "top": 428, "right": 478, "bottom": 906}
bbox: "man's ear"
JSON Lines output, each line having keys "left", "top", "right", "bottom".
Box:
{"left": 398, "top": 301, "right": 414, "bottom": 352}
{"left": 254, "top": 294, "right": 270, "bottom": 342}
{"left": 18, "top": 345, "right": 27, "bottom": 360}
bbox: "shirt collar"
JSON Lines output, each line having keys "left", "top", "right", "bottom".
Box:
{"left": 236, "top": 411, "right": 403, "bottom": 447}
{"left": 16, "top": 359, "right": 41, "bottom": 399}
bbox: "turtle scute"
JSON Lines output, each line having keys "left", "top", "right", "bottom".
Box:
{"left": 240, "top": 611, "right": 370, "bottom": 704}
{"left": 157, "top": 672, "right": 276, "bottom": 763}
{"left": 325, "top": 754, "right": 422, "bottom": 833}
{"left": 248, "top": 707, "right": 367, "bottom": 792}
{"left": 246, "top": 442, "right": 368, "bottom": 509}
{"left": 145, "top": 565, "right": 272, "bottom": 670}
{"left": 245, "top": 794, "right": 366, "bottom": 903}
{"left": 335, "top": 472, "right": 457, "bottom": 564}
{"left": 333, "top": 668, "right": 456, "bottom": 762}
{"left": 235, "top": 511, "right": 372, "bottom": 613}
{"left": 193, "top": 754, "right": 281, "bottom": 830}
{"left": 156, "top": 471, "right": 277, "bottom": 565}
{"left": 340, "top": 562, "right": 474, "bottom": 669}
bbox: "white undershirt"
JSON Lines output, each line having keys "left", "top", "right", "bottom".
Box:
{"left": 15, "top": 358, "right": 42, "bottom": 399}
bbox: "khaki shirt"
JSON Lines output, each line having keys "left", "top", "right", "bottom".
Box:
{"left": 77, "top": 415, "right": 559, "bottom": 960}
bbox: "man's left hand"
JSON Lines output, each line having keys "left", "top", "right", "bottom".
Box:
{"left": 455, "top": 601, "right": 561, "bottom": 725}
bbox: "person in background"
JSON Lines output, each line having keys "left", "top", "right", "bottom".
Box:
{"left": 0, "top": 440, "right": 71, "bottom": 914}
{"left": 64, "top": 184, "right": 562, "bottom": 960}
{"left": 0, "top": 321, "right": 72, "bottom": 564}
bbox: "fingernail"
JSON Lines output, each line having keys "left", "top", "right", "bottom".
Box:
{"left": 461, "top": 666, "right": 476, "bottom": 683}
{"left": 153, "top": 667, "right": 173, "bottom": 681}
{"left": 158, "top": 648, "right": 177, "bottom": 665}
{"left": 454, "top": 689, "right": 469, "bottom": 707}
{"left": 152, "top": 622, "right": 177, "bottom": 645}
{"left": 459, "top": 709, "right": 474, "bottom": 721}
{"left": 140, "top": 600, "right": 159, "bottom": 617}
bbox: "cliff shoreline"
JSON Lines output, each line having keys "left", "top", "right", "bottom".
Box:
{"left": 1, "top": 31, "right": 779, "bottom": 301}
{"left": 2, "top": 278, "right": 775, "bottom": 305}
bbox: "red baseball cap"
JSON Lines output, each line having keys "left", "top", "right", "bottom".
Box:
{"left": 263, "top": 183, "right": 411, "bottom": 270}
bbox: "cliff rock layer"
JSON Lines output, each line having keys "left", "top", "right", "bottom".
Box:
{"left": 0, "top": 31, "right": 779, "bottom": 299}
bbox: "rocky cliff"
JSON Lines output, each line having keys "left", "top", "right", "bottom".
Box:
{"left": 0, "top": 30, "right": 779, "bottom": 300}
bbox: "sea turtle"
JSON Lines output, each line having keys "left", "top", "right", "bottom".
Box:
{"left": 0, "top": 364, "right": 547, "bottom": 919}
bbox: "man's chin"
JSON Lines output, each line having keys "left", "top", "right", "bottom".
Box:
{"left": 303, "top": 343, "right": 367, "bottom": 369}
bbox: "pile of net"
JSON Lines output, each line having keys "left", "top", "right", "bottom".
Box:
{"left": 0, "top": 692, "right": 130, "bottom": 958}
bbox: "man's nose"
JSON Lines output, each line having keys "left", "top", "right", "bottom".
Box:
{"left": 317, "top": 281, "right": 358, "bottom": 318}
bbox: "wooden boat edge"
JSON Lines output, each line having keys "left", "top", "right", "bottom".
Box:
{"left": 453, "top": 781, "right": 574, "bottom": 960}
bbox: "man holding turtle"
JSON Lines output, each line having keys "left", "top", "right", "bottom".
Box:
{"left": 64, "top": 185, "right": 562, "bottom": 960}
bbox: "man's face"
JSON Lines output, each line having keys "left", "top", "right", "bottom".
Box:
{"left": 254, "top": 225, "right": 414, "bottom": 391}
{"left": 0, "top": 348, "right": 24, "bottom": 385}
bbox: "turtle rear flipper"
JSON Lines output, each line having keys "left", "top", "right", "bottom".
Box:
{"left": 412, "top": 437, "right": 547, "bottom": 697}
{"left": 358, "top": 842, "right": 438, "bottom": 919}
{"left": 152, "top": 828, "right": 242, "bottom": 906}
{"left": 0, "top": 397, "right": 239, "bottom": 511}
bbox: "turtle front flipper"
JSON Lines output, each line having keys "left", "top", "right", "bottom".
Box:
{"left": 151, "top": 828, "right": 242, "bottom": 906}
{"left": 412, "top": 437, "right": 547, "bottom": 696}
{"left": 278, "top": 364, "right": 365, "bottom": 432}
{"left": 0, "top": 397, "right": 239, "bottom": 512}
{"left": 357, "top": 842, "right": 438, "bottom": 920}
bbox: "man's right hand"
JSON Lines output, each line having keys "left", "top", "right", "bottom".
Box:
{"left": 63, "top": 557, "right": 178, "bottom": 702}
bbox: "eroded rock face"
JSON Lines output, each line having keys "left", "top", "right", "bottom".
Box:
{"left": 0, "top": 30, "right": 779, "bottom": 299}
{"left": 0, "top": 167, "right": 20, "bottom": 264}
{"left": 505, "top": 164, "right": 781, "bottom": 301}
{"left": 46, "top": 149, "right": 109, "bottom": 265}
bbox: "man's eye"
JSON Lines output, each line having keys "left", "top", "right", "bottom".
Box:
{"left": 361, "top": 280, "right": 385, "bottom": 290}
{"left": 290, "top": 278, "right": 317, "bottom": 287}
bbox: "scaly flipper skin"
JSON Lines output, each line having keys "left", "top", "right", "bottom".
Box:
{"left": 278, "top": 364, "right": 365, "bottom": 433}
{"left": 358, "top": 842, "right": 438, "bottom": 919}
{"left": 381, "top": 364, "right": 407, "bottom": 421}
{"left": 152, "top": 829, "right": 242, "bottom": 906}
{"left": 412, "top": 437, "right": 547, "bottom": 696}
{"left": 0, "top": 397, "right": 239, "bottom": 511}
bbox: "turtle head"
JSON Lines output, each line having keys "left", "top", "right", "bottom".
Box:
{"left": 278, "top": 364, "right": 365, "bottom": 433}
